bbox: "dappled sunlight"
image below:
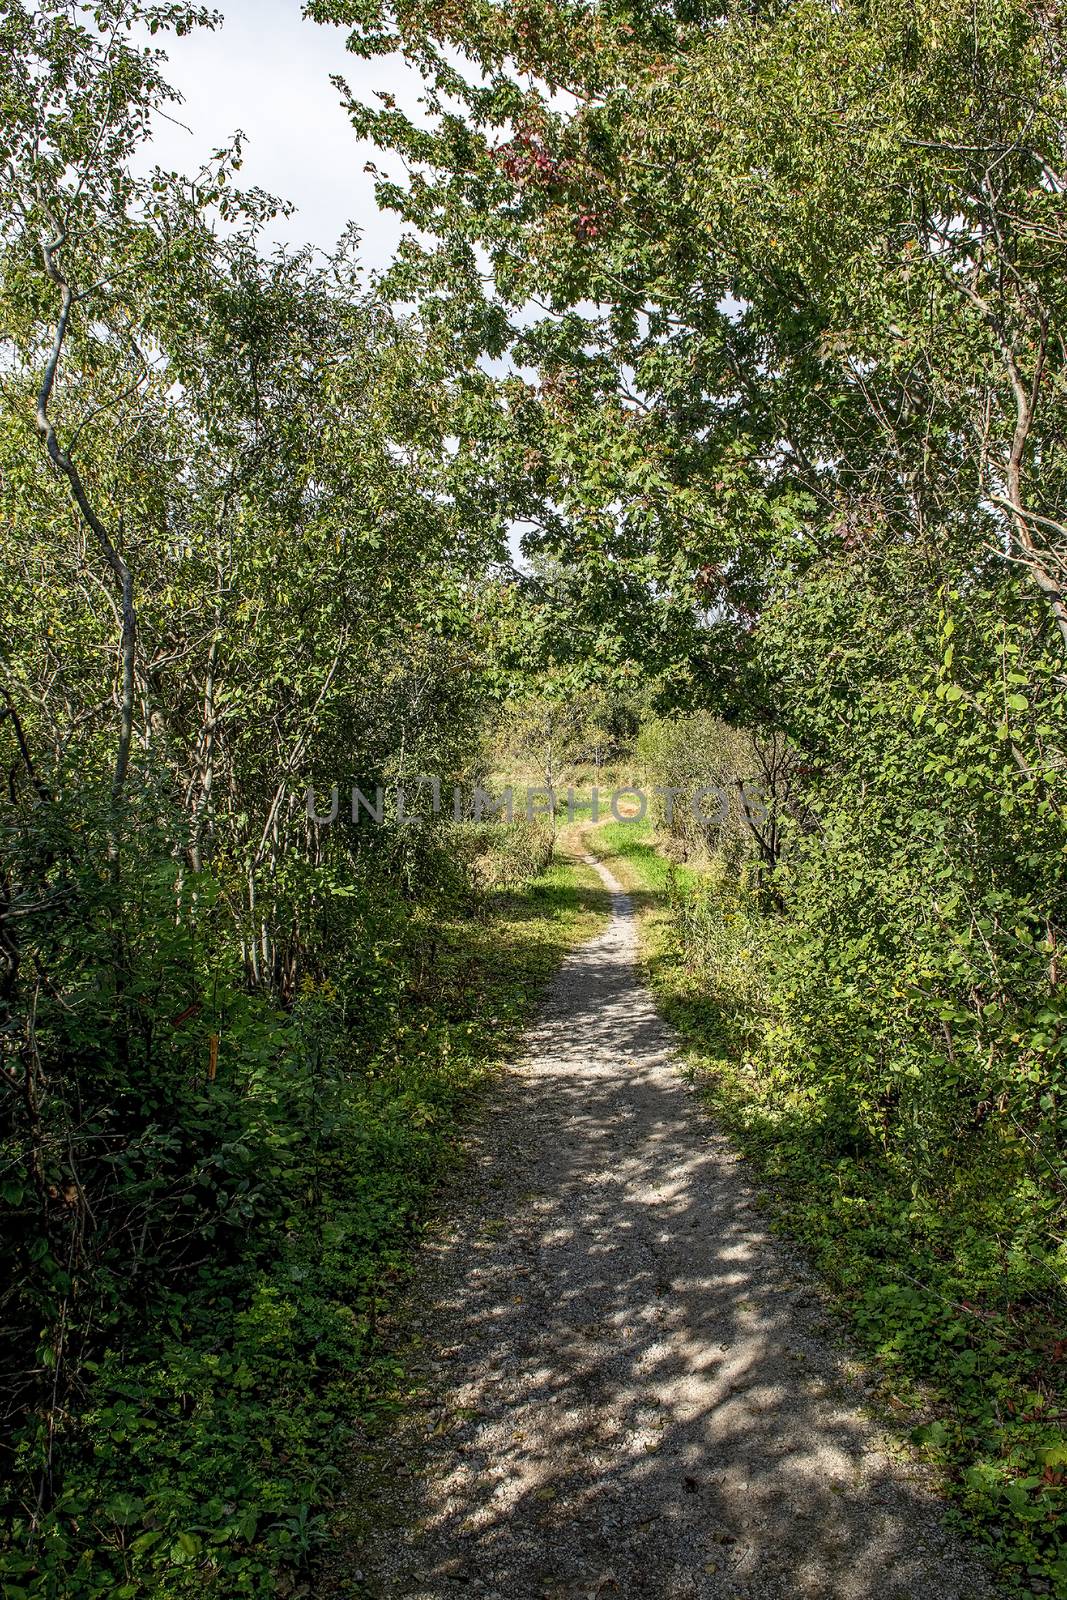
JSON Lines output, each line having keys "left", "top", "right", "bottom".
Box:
{"left": 337, "top": 859, "right": 997, "bottom": 1600}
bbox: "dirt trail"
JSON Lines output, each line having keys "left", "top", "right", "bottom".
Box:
{"left": 342, "top": 850, "right": 999, "bottom": 1599}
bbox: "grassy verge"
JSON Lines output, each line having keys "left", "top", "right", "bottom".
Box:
{"left": 584, "top": 819, "right": 1067, "bottom": 1598}
{"left": 579, "top": 816, "right": 700, "bottom": 895}
{"left": 3, "top": 843, "right": 606, "bottom": 1600}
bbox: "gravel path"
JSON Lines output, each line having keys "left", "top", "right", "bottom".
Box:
{"left": 341, "top": 852, "right": 999, "bottom": 1599}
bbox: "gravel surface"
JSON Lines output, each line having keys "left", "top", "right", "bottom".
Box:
{"left": 338, "top": 853, "right": 1000, "bottom": 1599}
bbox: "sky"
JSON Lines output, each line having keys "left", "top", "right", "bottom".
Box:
{"left": 143, "top": 0, "right": 429, "bottom": 266}
{"left": 142, "top": 1, "right": 537, "bottom": 568}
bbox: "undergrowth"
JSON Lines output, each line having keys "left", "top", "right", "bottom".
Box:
{"left": 586, "top": 819, "right": 1067, "bottom": 1598}
{"left": 1, "top": 841, "right": 605, "bottom": 1600}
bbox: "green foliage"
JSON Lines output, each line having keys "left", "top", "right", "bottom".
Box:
{"left": 490, "top": 680, "right": 646, "bottom": 792}
{"left": 5, "top": 0, "right": 1067, "bottom": 1592}
{"left": 301, "top": 0, "right": 1067, "bottom": 1579}
{"left": 0, "top": 7, "right": 572, "bottom": 1597}
{"left": 0, "top": 836, "right": 605, "bottom": 1599}
{"left": 465, "top": 818, "right": 555, "bottom": 890}
{"left": 588, "top": 814, "right": 1067, "bottom": 1595}
{"left": 587, "top": 817, "right": 699, "bottom": 898}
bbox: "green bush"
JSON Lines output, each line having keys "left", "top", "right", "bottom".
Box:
{"left": 0, "top": 808, "right": 603, "bottom": 1599}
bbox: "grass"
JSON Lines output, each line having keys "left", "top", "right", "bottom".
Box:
{"left": 1, "top": 843, "right": 608, "bottom": 1600}
{"left": 579, "top": 816, "right": 701, "bottom": 894}
{"left": 582, "top": 819, "right": 1067, "bottom": 1599}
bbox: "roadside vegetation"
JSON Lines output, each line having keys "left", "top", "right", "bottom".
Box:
{"left": 1, "top": 805, "right": 605, "bottom": 1600}
{"left": 587, "top": 782, "right": 1066, "bottom": 1596}
{"left": 3, "top": 0, "right": 1067, "bottom": 1594}
{"left": 0, "top": 10, "right": 602, "bottom": 1594}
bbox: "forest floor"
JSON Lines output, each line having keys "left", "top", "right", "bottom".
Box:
{"left": 328, "top": 831, "right": 1001, "bottom": 1599}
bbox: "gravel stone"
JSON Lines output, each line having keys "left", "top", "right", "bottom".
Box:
{"left": 336, "top": 854, "right": 1002, "bottom": 1599}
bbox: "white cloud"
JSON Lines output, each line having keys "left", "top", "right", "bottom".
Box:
{"left": 139, "top": 3, "right": 536, "bottom": 571}
{"left": 142, "top": 0, "right": 430, "bottom": 265}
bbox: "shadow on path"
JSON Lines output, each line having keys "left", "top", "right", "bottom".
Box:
{"left": 332, "top": 856, "right": 999, "bottom": 1600}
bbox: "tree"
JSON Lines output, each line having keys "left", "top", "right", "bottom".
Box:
{"left": 304, "top": 11, "right": 1067, "bottom": 1580}
{"left": 0, "top": 5, "right": 503, "bottom": 1575}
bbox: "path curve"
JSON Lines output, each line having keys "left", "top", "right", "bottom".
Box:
{"left": 343, "top": 851, "right": 999, "bottom": 1599}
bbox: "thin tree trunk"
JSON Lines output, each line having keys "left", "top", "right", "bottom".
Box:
{"left": 34, "top": 235, "right": 136, "bottom": 808}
